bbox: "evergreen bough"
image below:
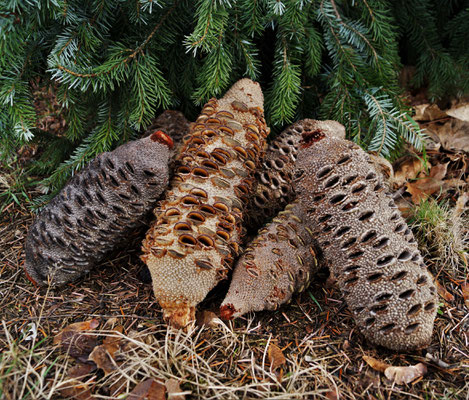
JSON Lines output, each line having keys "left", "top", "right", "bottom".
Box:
{"left": 1, "top": 0, "right": 468, "bottom": 199}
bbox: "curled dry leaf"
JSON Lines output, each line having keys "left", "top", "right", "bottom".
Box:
{"left": 128, "top": 378, "right": 166, "bottom": 400}
{"left": 268, "top": 342, "right": 286, "bottom": 373}
{"left": 393, "top": 156, "right": 424, "bottom": 187}
{"left": 406, "top": 163, "right": 448, "bottom": 204}
{"left": 384, "top": 363, "right": 427, "bottom": 385}
{"left": 446, "top": 103, "right": 469, "bottom": 122}
{"left": 325, "top": 388, "right": 339, "bottom": 400}
{"left": 102, "top": 326, "right": 124, "bottom": 358}
{"left": 195, "top": 311, "right": 222, "bottom": 328}
{"left": 89, "top": 345, "right": 117, "bottom": 375}
{"left": 165, "top": 378, "right": 186, "bottom": 400}
{"left": 435, "top": 280, "right": 455, "bottom": 303}
{"left": 88, "top": 326, "right": 125, "bottom": 375}
{"left": 427, "top": 119, "right": 469, "bottom": 153}
{"left": 54, "top": 319, "right": 100, "bottom": 360}
{"left": 454, "top": 192, "right": 469, "bottom": 218}
{"left": 413, "top": 104, "right": 447, "bottom": 122}
{"left": 59, "top": 363, "right": 97, "bottom": 400}
{"left": 461, "top": 283, "right": 469, "bottom": 308}
{"left": 363, "top": 355, "right": 391, "bottom": 373}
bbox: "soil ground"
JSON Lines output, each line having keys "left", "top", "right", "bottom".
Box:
{"left": 1, "top": 184, "right": 468, "bottom": 399}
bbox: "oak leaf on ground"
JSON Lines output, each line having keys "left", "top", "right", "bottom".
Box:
{"left": 53, "top": 319, "right": 100, "bottom": 360}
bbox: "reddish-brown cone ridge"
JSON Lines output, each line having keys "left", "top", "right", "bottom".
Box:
{"left": 220, "top": 201, "right": 320, "bottom": 319}
{"left": 24, "top": 136, "right": 171, "bottom": 286}
{"left": 294, "top": 120, "right": 437, "bottom": 351}
{"left": 142, "top": 79, "right": 269, "bottom": 328}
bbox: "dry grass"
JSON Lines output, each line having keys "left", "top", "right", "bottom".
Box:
{"left": 1, "top": 177, "right": 468, "bottom": 399}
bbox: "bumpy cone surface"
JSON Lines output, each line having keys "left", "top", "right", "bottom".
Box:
{"left": 25, "top": 132, "right": 172, "bottom": 286}
{"left": 142, "top": 79, "right": 269, "bottom": 328}
{"left": 144, "top": 110, "right": 190, "bottom": 169}
{"left": 245, "top": 119, "right": 345, "bottom": 230}
{"left": 293, "top": 121, "right": 437, "bottom": 351}
{"left": 220, "top": 201, "right": 320, "bottom": 319}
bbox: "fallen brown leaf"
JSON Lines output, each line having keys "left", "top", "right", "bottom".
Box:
{"left": 195, "top": 311, "right": 221, "bottom": 328}
{"left": 128, "top": 378, "right": 166, "bottom": 400}
{"left": 268, "top": 342, "right": 286, "bottom": 373}
{"left": 102, "top": 326, "right": 124, "bottom": 359}
{"left": 88, "top": 345, "right": 117, "bottom": 375}
{"left": 68, "top": 362, "right": 97, "bottom": 379}
{"left": 435, "top": 280, "right": 455, "bottom": 303}
{"left": 165, "top": 378, "right": 186, "bottom": 400}
{"left": 461, "top": 283, "right": 469, "bottom": 308}
{"left": 454, "top": 192, "right": 469, "bottom": 218}
{"left": 54, "top": 319, "right": 100, "bottom": 360}
{"left": 446, "top": 103, "right": 469, "bottom": 122}
{"left": 363, "top": 355, "right": 391, "bottom": 373}
{"left": 414, "top": 104, "right": 447, "bottom": 122}
{"left": 325, "top": 388, "right": 339, "bottom": 400}
{"left": 59, "top": 363, "right": 97, "bottom": 400}
{"left": 427, "top": 119, "right": 469, "bottom": 153}
{"left": 394, "top": 156, "right": 424, "bottom": 187}
{"left": 406, "top": 163, "right": 448, "bottom": 204}
{"left": 384, "top": 363, "right": 427, "bottom": 385}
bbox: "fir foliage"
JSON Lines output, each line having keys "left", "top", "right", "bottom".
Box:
{"left": 1, "top": 0, "right": 468, "bottom": 198}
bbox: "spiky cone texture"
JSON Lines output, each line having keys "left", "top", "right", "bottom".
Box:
{"left": 293, "top": 122, "right": 437, "bottom": 351}
{"left": 24, "top": 131, "right": 172, "bottom": 286}
{"left": 220, "top": 201, "right": 320, "bottom": 319}
{"left": 142, "top": 79, "right": 269, "bottom": 328}
{"left": 245, "top": 119, "right": 346, "bottom": 230}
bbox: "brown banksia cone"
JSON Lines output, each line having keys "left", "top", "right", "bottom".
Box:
{"left": 144, "top": 110, "right": 190, "bottom": 170}
{"left": 245, "top": 119, "right": 345, "bottom": 230}
{"left": 24, "top": 132, "right": 173, "bottom": 286}
{"left": 220, "top": 201, "right": 320, "bottom": 319}
{"left": 141, "top": 78, "right": 269, "bottom": 328}
{"left": 293, "top": 121, "right": 437, "bottom": 351}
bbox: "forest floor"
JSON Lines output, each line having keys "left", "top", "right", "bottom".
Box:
{"left": 1, "top": 88, "right": 469, "bottom": 399}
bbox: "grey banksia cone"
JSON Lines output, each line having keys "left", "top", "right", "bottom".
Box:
{"left": 293, "top": 121, "right": 437, "bottom": 351}
{"left": 24, "top": 131, "right": 173, "bottom": 286}
{"left": 141, "top": 79, "right": 269, "bottom": 328}
{"left": 244, "top": 119, "right": 345, "bottom": 230}
{"left": 220, "top": 201, "right": 320, "bottom": 319}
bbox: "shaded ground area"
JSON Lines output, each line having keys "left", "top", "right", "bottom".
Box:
{"left": 0, "top": 187, "right": 468, "bottom": 399}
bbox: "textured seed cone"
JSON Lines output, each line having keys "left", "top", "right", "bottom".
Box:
{"left": 293, "top": 121, "right": 437, "bottom": 351}
{"left": 245, "top": 119, "right": 345, "bottom": 230}
{"left": 142, "top": 79, "right": 269, "bottom": 328}
{"left": 144, "top": 110, "right": 190, "bottom": 170}
{"left": 220, "top": 201, "right": 320, "bottom": 319}
{"left": 24, "top": 131, "right": 172, "bottom": 286}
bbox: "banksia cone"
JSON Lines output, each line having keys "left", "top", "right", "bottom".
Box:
{"left": 245, "top": 119, "right": 345, "bottom": 230}
{"left": 24, "top": 132, "right": 172, "bottom": 286}
{"left": 144, "top": 110, "right": 190, "bottom": 169}
{"left": 293, "top": 121, "right": 437, "bottom": 351}
{"left": 142, "top": 79, "right": 269, "bottom": 328}
{"left": 220, "top": 201, "right": 319, "bottom": 319}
